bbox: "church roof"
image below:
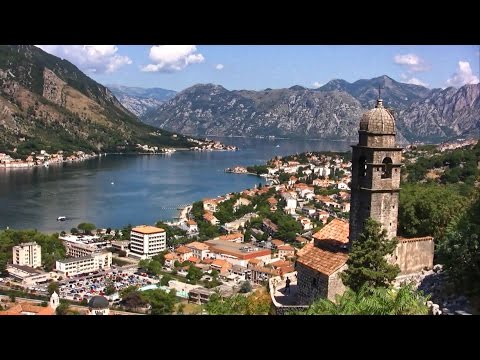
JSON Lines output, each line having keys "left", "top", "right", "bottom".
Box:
{"left": 297, "top": 247, "right": 348, "bottom": 276}
{"left": 312, "top": 218, "right": 349, "bottom": 244}
{"left": 359, "top": 99, "right": 395, "bottom": 134}
{"left": 88, "top": 296, "right": 109, "bottom": 309}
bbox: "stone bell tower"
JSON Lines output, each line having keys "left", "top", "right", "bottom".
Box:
{"left": 349, "top": 95, "right": 402, "bottom": 244}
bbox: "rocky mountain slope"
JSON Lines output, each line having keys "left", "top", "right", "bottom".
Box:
{"left": 144, "top": 76, "right": 479, "bottom": 143}
{"left": 107, "top": 84, "right": 176, "bottom": 118}
{"left": 144, "top": 84, "right": 366, "bottom": 140}
{"left": 318, "top": 75, "right": 433, "bottom": 110}
{"left": 0, "top": 45, "right": 194, "bottom": 157}
{"left": 397, "top": 84, "right": 480, "bottom": 141}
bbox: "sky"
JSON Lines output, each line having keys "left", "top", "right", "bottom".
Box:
{"left": 36, "top": 45, "right": 480, "bottom": 91}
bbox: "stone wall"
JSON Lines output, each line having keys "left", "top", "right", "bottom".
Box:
{"left": 395, "top": 238, "right": 434, "bottom": 275}
{"left": 327, "top": 265, "right": 347, "bottom": 302}
{"left": 296, "top": 262, "right": 328, "bottom": 304}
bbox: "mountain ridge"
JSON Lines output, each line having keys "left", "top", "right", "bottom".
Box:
{"left": 140, "top": 76, "right": 479, "bottom": 143}
{"left": 0, "top": 45, "right": 195, "bottom": 157}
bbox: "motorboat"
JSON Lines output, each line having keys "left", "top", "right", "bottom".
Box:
{"left": 57, "top": 216, "right": 67, "bottom": 221}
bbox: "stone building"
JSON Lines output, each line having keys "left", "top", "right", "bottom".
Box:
{"left": 87, "top": 296, "right": 110, "bottom": 315}
{"left": 296, "top": 98, "right": 434, "bottom": 304}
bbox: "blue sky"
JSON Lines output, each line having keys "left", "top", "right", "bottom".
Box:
{"left": 37, "top": 45, "right": 479, "bottom": 91}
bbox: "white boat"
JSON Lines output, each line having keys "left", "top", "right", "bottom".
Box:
{"left": 57, "top": 216, "right": 66, "bottom": 221}
{"left": 276, "top": 145, "right": 280, "bottom": 148}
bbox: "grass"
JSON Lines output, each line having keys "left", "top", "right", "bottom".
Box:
{"left": 174, "top": 301, "right": 202, "bottom": 315}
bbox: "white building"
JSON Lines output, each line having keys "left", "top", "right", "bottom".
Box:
{"left": 12, "top": 242, "right": 42, "bottom": 268}
{"left": 55, "top": 252, "right": 112, "bottom": 277}
{"left": 130, "top": 225, "right": 167, "bottom": 260}
{"left": 185, "top": 242, "right": 210, "bottom": 260}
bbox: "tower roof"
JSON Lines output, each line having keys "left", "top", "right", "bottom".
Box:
{"left": 88, "top": 295, "right": 109, "bottom": 309}
{"left": 359, "top": 99, "right": 395, "bottom": 134}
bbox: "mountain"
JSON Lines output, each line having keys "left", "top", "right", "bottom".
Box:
{"left": 145, "top": 77, "right": 480, "bottom": 143}
{"left": 0, "top": 45, "right": 194, "bottom": 157}
{"left": 318, "top": 75, "right": 433, "bottom": 110}
{"left": 144, "top": 84, "right": 366, "bottom": 140}
{"left": 107, "top": 84, "right": 176, "bottom": 118}
{"left": 397, "top": 84, "right": 480, "bottom": 141}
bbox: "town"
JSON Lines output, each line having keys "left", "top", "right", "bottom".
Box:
{"left": 0, "top": 149, "right": 355, "bottom": 315}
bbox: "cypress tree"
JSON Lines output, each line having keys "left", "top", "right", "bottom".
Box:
{"left": 341, "top": 218, "right": 400, "bottom": 292}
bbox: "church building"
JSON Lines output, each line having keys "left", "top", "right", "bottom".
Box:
{"left": 296, "top": 97, "right": 434, "bottom": 304}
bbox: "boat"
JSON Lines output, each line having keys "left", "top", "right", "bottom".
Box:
{"left": 111, "top": 182, "right": 115, "bottom": 185}
{"left": 276, "top": 145, "right": 280, "bottom": 148}
{"left": 57, "top": 216, "right": 67, "bottom": 221}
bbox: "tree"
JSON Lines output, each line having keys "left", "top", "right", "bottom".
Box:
{"left": 186, "top": 265, "right": 203, "bottom": 284}
{"left": 438, "top": 191, "right": 480, "bottom": 294}
{"left": 205, "top": 289, "right": 271, "bottom": 315}
{"left": 152, "top": 250, "right": 168, "bottom": 266}
{"left": 56, "top": 301, "right": 70, "bottom": 315}
{"left": 398, "top": 183, "right": 468, "bottom": 240}
{"left": 47, "top": 281, "right": 60, "bottom": 295}
{"left": 104, "top": 281, "right": 116, "bottom": 296}
{"left": 160, "top": 274, "right": 173, "bottom": 286}
{"left": 77, "top": 222, "right": 96, "bottom": 235}
{"left": 140, "top": 289, "right": 177, "bottom": 315}
{"left": 239, "top": 281, "right": 252, "bottom": 293}
{"left": 341, "top": 218, "right": 400, "bottom": 292}
{"left": 122, "top": 292, "right": 148, "bottom": 310}
{"left": 70, "top": 227, "right": 79, "bottom": 235}
{"left": 297, "top": 284, "right": 430, "bottom": 315}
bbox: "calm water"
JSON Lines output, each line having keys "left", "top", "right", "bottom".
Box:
{"left": 0, "top": 137, "right": 352, "bottom": 232}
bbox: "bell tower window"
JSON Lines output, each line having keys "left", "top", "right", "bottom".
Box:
{"left": 381, "top": 157, "right": 393, "bottom": 179}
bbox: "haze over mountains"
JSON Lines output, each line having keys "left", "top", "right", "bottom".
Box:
{"left": 107, "top": 85, "right": 176, "bottom": 117}
{"left": 0, "top": 45, "right": 194, "bottom": 155}
{"left": 138, "top": 76, "right": 479, "bottom": 143}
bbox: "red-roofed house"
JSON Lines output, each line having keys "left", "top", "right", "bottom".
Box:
{"left": 203, "top": 199, "right": 218, "bottom": 213}
{"left": 312, "top": 218, "right": 349, "bottom": 251}
{"left": 216, "top": 233, "right": 244, "bottom": 243}
{"left": 277, "top": 244, "right": 295, "bottom": 260}
{"left": 175, "top": 246, "right": 193, "bottom": 262}
{"left": 203, "top": 212, "right": 220, "bottom": 225}
{"left": 210, "top": 259, "right": 232, "bottom": 275}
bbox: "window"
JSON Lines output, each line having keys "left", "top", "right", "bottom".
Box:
{"left": 312, "top": 278, "right": 317, "bottom": 286}
{"left": 358, "top": 156, "right": 367, "bottom": 177}
{"left": 381, "top": 157, "right": 393, "bottom": 179}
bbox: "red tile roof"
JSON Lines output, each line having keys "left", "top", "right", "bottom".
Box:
{"left": 297, "top": 247, "right": 348, "bottom": 276}
{"left": 277, "top": 244, "right": 294, "bottom": 251}
{"left": 187, "top": 256, "right": 201, "bottom": 264}
{"left": 0, "top": 303, "right": 55, "bottom": 315}
{"left": 271, "top": 239, "right": 285, "bottom": 247}
{"left": 176, "top": 246, "right": 192, "bottom": 254}
{"left": 313, "top": 218, "right": 349, "bottom": 244}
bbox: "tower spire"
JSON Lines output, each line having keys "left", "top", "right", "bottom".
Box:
{"left": 376, "top": 85, "right": 384, "bottom": 108}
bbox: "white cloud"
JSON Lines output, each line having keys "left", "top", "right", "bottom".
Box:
{"left": 36, "top": 45, "right": 132, "bottom": 74}
{"left": 394, "top": 53, "right": 429, "bottom": 72}
{"left": 446, "top": 60, "right": 479, "bottom": 87}
{"left": 405, "top": 77, "right": 429, "bottom": 87}
{"left": 312, "top": 81, "right": 323, "bottom": 88}
{"left": 141, "top": 45, "right": 205, "bottom": 73}
{"left": 215, "top": 63, "right": 224, "bottom": 70}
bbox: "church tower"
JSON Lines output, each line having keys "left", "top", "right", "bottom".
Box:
{"left": 349, "top": 97, "right": 402, "bottom": 244}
